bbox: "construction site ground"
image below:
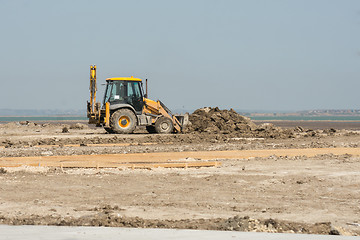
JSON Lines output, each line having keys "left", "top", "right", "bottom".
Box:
{"left": 0, "top": 120, "right": 360, "bottom": 236}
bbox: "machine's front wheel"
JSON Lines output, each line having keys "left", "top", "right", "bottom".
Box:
{"left": 155, "top": 117, "right": 174, "bottom": 134}
{"left": 110, "top": 109, "right": 137, "bottom": 134}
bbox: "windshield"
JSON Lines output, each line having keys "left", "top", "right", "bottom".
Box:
{"left": 103, "top": 81, "right": 143, "bottom": 107}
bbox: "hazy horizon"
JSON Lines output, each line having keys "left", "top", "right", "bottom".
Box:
{"left": 1, "top": 107, "right": 359, "bottom": 117}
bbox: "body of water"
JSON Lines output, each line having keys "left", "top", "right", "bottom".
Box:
{"left": 0, "top": 116, "right": 87, "bottom": 122}
{"left": 1, "top": 115, "right": 360, "bottom": 122}
{"left": 249, "top": 115, "right": 360, "bottom": 121}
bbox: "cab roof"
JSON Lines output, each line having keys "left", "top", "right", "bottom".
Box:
{"left": 106, "top": 76, "right": 142, "bottom": 81}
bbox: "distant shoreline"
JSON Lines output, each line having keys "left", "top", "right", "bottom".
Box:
{"left": 0, "top": 116, "right": 87, "bottom": 122}
{"left": 2, "top": 116, "right": 360, "bottom": 122}
{"left": 253, "top": 120, "right": 360, "bottom": 130}
{"left": 0, "top": 115, "right": 85, "bottom": 118}
{"left": 253, "top": 119, "right": 360, "bottom": 122}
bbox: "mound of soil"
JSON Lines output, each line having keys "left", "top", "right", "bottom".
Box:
{"left": 186, "top": 107, "right": 256, "bottom": 133}
{"left": 185, "top": 107, "right": 294, "bottom": 138}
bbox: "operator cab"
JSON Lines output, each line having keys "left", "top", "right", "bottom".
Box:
{"left": 103, "top": 77, "right": 145, "bottom": 113}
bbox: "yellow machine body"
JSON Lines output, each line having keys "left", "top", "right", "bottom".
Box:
{"left": 87, "top": 65, "right": 187, "bottom": 134}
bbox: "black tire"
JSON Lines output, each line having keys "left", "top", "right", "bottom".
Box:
{"left": 146, "top": 125, "right": 156, "bottom": 134}
{"left": 110, "top": 109, "right": 137, "bottom": 134}
{"left": 155, "top": 117, "right": 174, "bottom": 134}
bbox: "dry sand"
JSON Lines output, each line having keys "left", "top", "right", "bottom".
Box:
{"left": 0, "top": 115, "right": 360, "bottom": 235}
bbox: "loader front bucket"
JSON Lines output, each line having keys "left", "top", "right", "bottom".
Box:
{"left": 174, "top": 113, "right": 189, "bottom": 128}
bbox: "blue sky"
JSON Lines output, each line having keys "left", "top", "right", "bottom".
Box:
{"left": 0, "top": 0, "right": 359, "bottom": 111}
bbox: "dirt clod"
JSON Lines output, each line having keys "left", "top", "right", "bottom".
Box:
{"left": 62, "top": 127, "right": 69, "bottom": 133}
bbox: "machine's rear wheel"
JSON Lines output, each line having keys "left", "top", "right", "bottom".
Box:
{"left": 110, "top": 109, "right": 137, "bottom": 134}
{"left": 155, "top": 117, "right": 173, "bottom": 134}
{"left": 146, "top": 125, "right": 156, "bottom": 134}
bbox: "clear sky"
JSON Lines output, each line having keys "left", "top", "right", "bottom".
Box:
{"left": 0, "top": 0, "right": 359, "bottom": 112}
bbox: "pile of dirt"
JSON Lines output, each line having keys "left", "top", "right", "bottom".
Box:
{"left": 0, "top": 214, "right": 349, "bottom": 235}
{"left": 185, "top": 107, "right": 294, "bottom": 138}
{"left": 185, "top": 107, "right": 256, "bottom": 133}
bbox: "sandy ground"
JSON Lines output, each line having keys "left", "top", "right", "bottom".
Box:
{"left": 0, "top": 121, "right": 360, "bottom": 235}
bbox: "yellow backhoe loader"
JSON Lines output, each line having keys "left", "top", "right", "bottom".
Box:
{"left": 87, "top": 65, "right": 188, "bottom": 134}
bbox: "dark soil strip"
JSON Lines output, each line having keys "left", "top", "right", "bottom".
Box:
{"left": 0, "top": 214, "right": 352, "bottom": 236}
